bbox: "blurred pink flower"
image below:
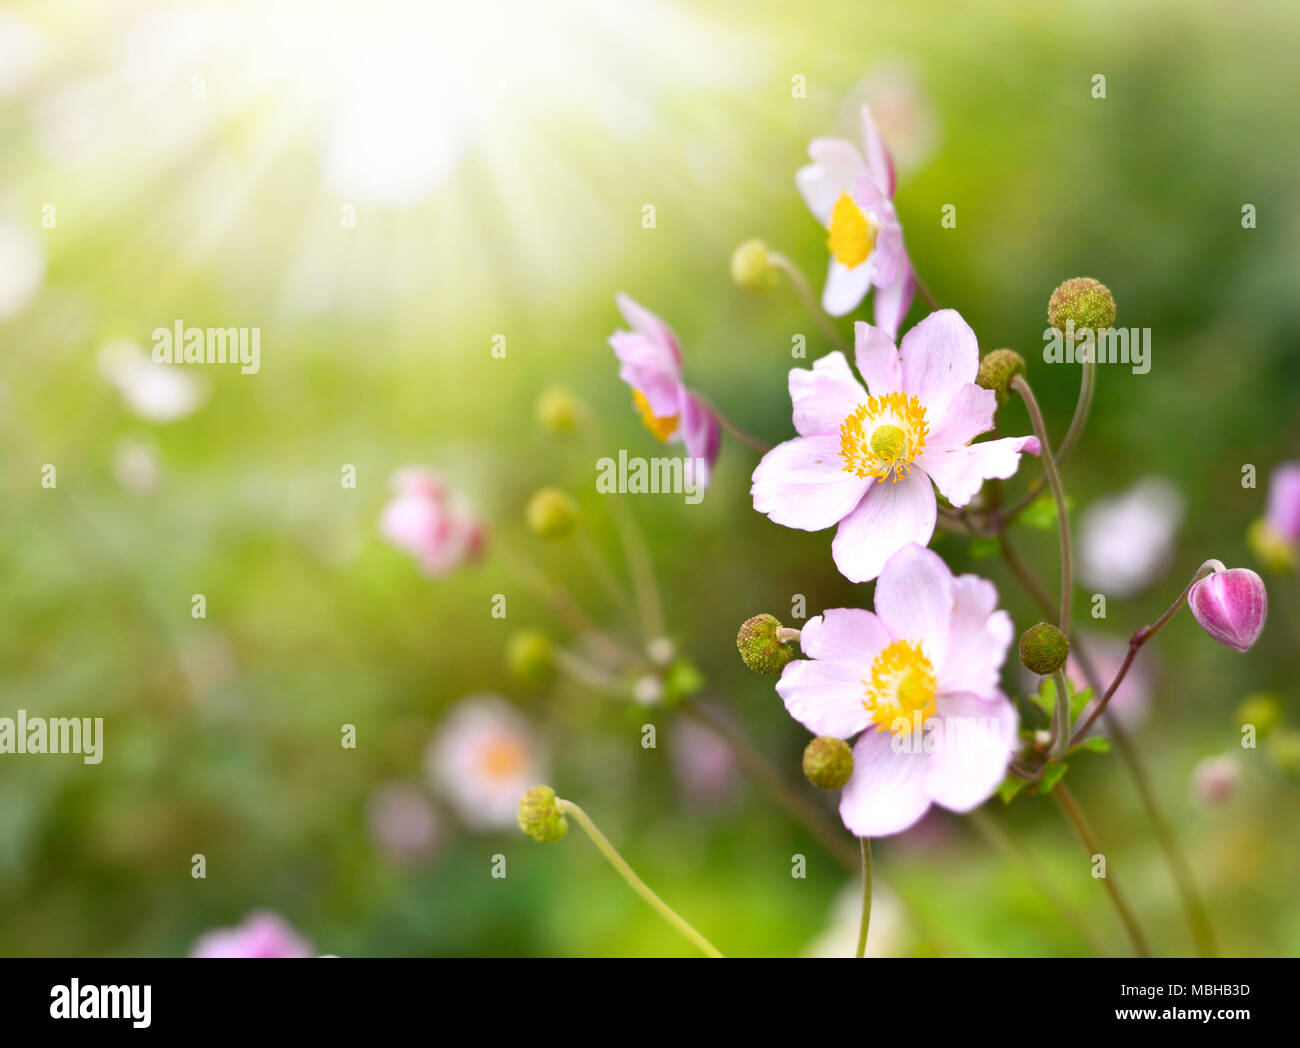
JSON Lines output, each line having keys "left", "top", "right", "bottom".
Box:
{"left": 670, "top": 715, "right": 740, "bottom": 808}
{"left": 796, "top": 105, "right": 913, "bottom": 333}
{"left": 378, "top": 467, "right": 485, "bottom": 577}
{"left": 842, "top": 64, "right": 941, "bottom": 177}
{"left": 777, "top": 544, "right": 1019, "bottom": 837}
{"left": 1191, "top": 754, "right": 1240, "bottom": 807}
{"left": 367, "top": 783, "right": 442, "bottom": 865}
{"left": 188, "top": 911, "right": 313, "bottom": 958}
{"left": 752, "top": 312, "right": 1038, "bottom": 582}
{"left": 1063, "top": 632, "right": 1153, "bottom": 736}
{"left": 426, "top": 695, "right": 545, "bottom": 831}
{"left": 1078, "top": 477, "right": 1183, "bottom": 598}
{"left": 1189, "top": 567, "right": 1267, "bottom": 652}
{"left": 608, "top": 294, "right": 720, "bottom": 491}
{"left": 1265, "top": 462, "right": 1300, "bottom": 543}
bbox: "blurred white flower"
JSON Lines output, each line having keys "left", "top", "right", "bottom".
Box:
{"left": 802, "top": 879, "right": 909, "bottom": 958}
{"left": 842, "top": 63, "right": 941, "bottom": 176}
{"left": 367, "top": 783, "right": 442, "bottom": 865}
{"left": 0, "top": 222, "right": 45, "bottom": 321}
{"left": 1191, "top": 754, "right": 1240, "bottom": 808}
{"left": 1079, "top": 477, "right": 1184, "bottom": 598}
{"left": 98, "top": 339, "right": 204, "bottom": 423}
{"left": 112, "top": 438, "right": 162, "bottom": 495}
{"left": 426, "top": 696, "right": 544, "bottom": 831}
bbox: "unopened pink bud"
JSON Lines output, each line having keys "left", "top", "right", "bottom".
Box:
{"left": 1188, "top": 568, "right": 1267, "bottom": 652}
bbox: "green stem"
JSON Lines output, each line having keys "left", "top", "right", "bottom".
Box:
{"left": 768, "top": 251, "right": 850, "bottom": 353}
{"left": 1049, "top": 668, "right": 1071, "bottom": 761}
{"left": 1011, "top": 374, "right": 1072, "bottom": 634}
{"left": 556, "top": 798, "right": 724, "bottom": 958}
{"left": 855, "top": 837, "right": 873, "bottom": 958}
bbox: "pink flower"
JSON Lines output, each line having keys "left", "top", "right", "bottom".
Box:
{"left": 796, "top": 105, "right": 914, "bottom": 335}
{"left": 608, "top": 294, "right": 720, "bottom": 490}
{"left": 751, "top": 311, "right": 1039, "bottom": 582}
{"left": 1188, "top": 567, "right": 1268, "bottom": 652}
{"left": 367, "top": 783, "right": 442, "bottom": 865}
{"left": 378, "top": 467, "right": 485, "bottom": 577}
{"left": 1190, "top": 754, "right": 1240, "bottom": 807}
{"left": 1265, "top": 462, "right": 1300, "bottom": 544}
{"left": 188, "top": 911, "right": 313, "bottom": 958}
{"left": 776, "top": 544, "right": 1020, "bottom": 837}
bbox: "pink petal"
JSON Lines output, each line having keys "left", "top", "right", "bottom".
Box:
{"left": 1188, "top": 568, "right": 1268, "bottom": 652}
{"left": 615, "top": 293, "right": 682, "bottom": 369}
{"left": 822, "top": 256, "right": 876, "bottom": 317}
{"left": 795, "top": 137, "right": 866, "bottom": 225}
{"left": 752, "top": 434, "right": 871, "bottom": 531}
{"left": 608, "top": 330, "right": 683, "bottom": 419}
{"left": 858, "top": 104, "right": 896, "bottom": 197}
{"left": 871, "top": 257, "right": 915, "bottom": 343}
{"left": 1266, "top": 462, "right": 1300, "bottom": 543}
{"left": 918, "top": 434, "right": 1039, "bottom": 508}
{"left": 838, "top": 728, "right": 932, "bottom": 837}
{"left": 938, "top": 575, "right": 1013, "bottom": 698}
{"left": 854, "top": 321, "right": 903, "bottom": 396}
{"left": 830, "top": 471, "right": 936, "bottom": 583}
{"left": 872, "top": 542, "right": 953, "bottom": 666}
{"left": 790, "top": 351, "right": 866, "bottom": 437}
{"left": 899, "top": 309, "right": 979, "bottom": 418}
{"left": 680, "top": 391, "right": 721, "bottom": 490}
{"left": 925, "top": 384, "right": 996, "bottom": 450}
{"left": 778, "top": 662, "right": 874, "bottom": 741}
{"left": 799, "top": 607, "right": 892, "bottom": 664}
{"left": 924, "top": 690, "right": 1019, "bottom": 812}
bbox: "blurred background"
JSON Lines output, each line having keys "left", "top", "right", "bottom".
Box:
{"left": 1, "top": 0, "right": 1298, "bottom": 957}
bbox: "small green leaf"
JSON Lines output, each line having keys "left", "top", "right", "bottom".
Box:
{"left": 662, "top": 657, "right": 705, "bottom": 706}
{"left": 1039, "top": 762, "right": 1069, "bottom": 793}
{"left": 1075, "top": 736, "right": 1111, "bottom": 754}
{"left": 998, "top": 773, "right": 1030, "bottom": 803}
{"left": 968, "top": 537, "right": 1000, "bottom": 559}
{"left": 1021, "top": 495, "right": 1059, "bottom": 530}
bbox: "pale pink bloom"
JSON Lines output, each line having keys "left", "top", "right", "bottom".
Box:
{"left": 1265, "top": 462, "right": 1300, "bottom": 544}
{"left": 751, "top": 311, "right": 1039, "bottom": 582}
{"left": 189, "top": 911, "right": 313, "bottom": 958}
{"left": 842, "top": 64, "right": 940, "bottom": 177}
{"left": 670, "top": 714, "right": 740, "bottom": 808}
{"left": 1189, "top": 567, "right": 1267, "bottom": 652}
{"left": 796, "top": 105, "right": 913, "bottom": 334}
{"left": 378, "top": 467, "right": 485, "bottom": 577}
{"left": 1191, "top": 754, "right": 1240, "bottom": 807}
{"left": 777, "top": 544, "right": 1020, "bottom": 837}
{"left": 367, "top": 783, "right": 442, "bottom": 865}
{"left": 1079, "top": 477, "right": 1183, "bottom": 598}
{"left": 425, "top": 696, "right": 545, "bottom": 831}
{"left": 1061, "top": 632, "right": 1152, "bottom": 736}
{"left": 608, "top": 294, "right": 720, "bottom": 490}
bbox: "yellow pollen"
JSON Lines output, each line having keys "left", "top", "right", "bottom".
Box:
{"left": 632, "top": 389, "right": 678, "bottom": 442}
{"left": 827, "top": 192, "right": 877, "bottom": 269}
{"left": 839, "top": 393, "right": 929, "bottom": 482}
{"left": 478, "top": 738, "right": 527, "bottom": 781}
{"left": 863, "top": 640, "right": 937, "bottom": 736}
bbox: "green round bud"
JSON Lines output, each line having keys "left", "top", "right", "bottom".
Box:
{"left": 975, "top": 348, "right": 1026, "bottom": 406}
{"left": 517, "top": 785, "right": 568, "bottom": 842}
{"left": 535, "top": 385, "right": 580, "bottom": 434}
{"left": 736, "top": 613, "right": 795, "bottom": 674}
{"left": 1047, "top": 277, "right": 1116, "bottom": 335}
{"left": 802, "top": 736, "right": 853, "bottom": 790}
{"left": 1247, "top": 517, "right": 1297, "bottom": 574}
{"left": 1268, "top": 730, "right": 1300, "bottom": 781}
{"left": 1018, "top": 621, "right": 1070, "bottom": 676}
{"left": 730, "top": 238, "right": 777, "bottom": 292}
{"left": 1236, "top": 693, "right": 1283, "bottom": 740}
{"left": 507, "top": 630, "right": 555, "bottom": 687}
{"left": 526, "top": 488, "right": 578, "bottom": 539}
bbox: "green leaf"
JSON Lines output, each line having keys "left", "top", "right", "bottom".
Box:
{"left": 1029, "top": 675, "right": 1092, "bottom": 722}
{"left": 998, "top": 773, "right": 1030, "bottom": 804}
{"left": 662, "top": 657, "right": 705, "bottom": 705}
{"left": 1075, "top": 736, "right": 1111, "bottom": 753}
{"left": 968, "top": 537, "right": 1000, "bottom": 559}
{"left": 1020, "top": 494, "right": 1059, "bottom": 530}
{"left": 1039, "top": 761, "right": 1069, "bottom": 793}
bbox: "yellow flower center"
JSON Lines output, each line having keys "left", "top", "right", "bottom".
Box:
{"left": 827, "top": 192, "right": 877, "bottom": 269}
{"left": 839, "top": 393, "right": 929, "bottom": 482}
{"left": 863, "top": 640, "right": 937, "bottom": 736}
{"left": 478, "top": 737, "right": 527, "bottom": 781}
{"left": 633, "top": 389, "right": 678, "bottom": 441}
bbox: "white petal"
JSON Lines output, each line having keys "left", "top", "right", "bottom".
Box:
{"left": 795, "top": 137, "right": 865, "bottom": 224}
{"left": 830, "top": 471, "right": 936, "bottom": 583}
{"left": 918, "top": 435, "right": 1039, "bottom": 509}
{"left": 777, "top": 659, "right": 872, "bottom": 739}
{"left": 899, "top": 309, "right": 979, "bottom": 418}
{"left": 751, "top": 435, "right": 871, "bottom": 531}
{"left": 822, "top": 257, "right": 875, "bottom": 317}
{"left": 853, "top": 321, "right": 903, "bottom": 397}
{"left": 800, "top": 607, "right": 892, "bottom": 664}
{"left": 790, "top": 351, "right": 866, "bottom": 437}
{"left": 872, "top": 542, "right": 953, "bottom": 666}
{"left": 925, "top": 384, "right": 995, "bottom": 451}
{"left": 924, "top": 691, "right": 1019, "bottom": 812}
{"left": 939, "top": 576, "right": 1013, "bottom": 697}
{"left": 838, "top": 728, "right": 933, "bottom": 837}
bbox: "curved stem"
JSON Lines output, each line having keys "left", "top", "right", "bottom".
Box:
{"left": 1053, "top": 784, "right": 1151, "bottom": 957}
{"left": 1056, "top": 357, "right": 1096, "bottom": 465}
{"left": 855, "top": 837, "right": 873, "bottom": 958}
{"left": 693, "top": 393, "right": 771, "bottom": 454}
{"left": 556, "top": 798, "right": 724, "bottom": 958}
{"left": 1049, "top": 668, "right": 1071, "bottom": 761}
{"left": 913, "top": 273, "right": 941, "bottom": 311}
{"left": 1011, "top": 374, "right": 1072, "bottom": 634}
{"left": 768, "top": 251, "right": 850, "bottom": 353}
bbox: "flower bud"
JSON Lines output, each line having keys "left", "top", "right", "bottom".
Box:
{"left": 1188, "top": 567, "right": 1267, "bottom": 652}
{"left": 1048, "top": 277, "right": 1116, "bottom": 335}
{"left": 506, "top": 630, "right": 555, "bottom": 686}
{"left": 802, "top": 736, "right": 853, "bottom": 790}
{"left": 517, "top": 785, "right": 568, "bottom": 842}
{"left": 526, "top": 488, "right": 578, "bottom": 539}
{"left": 1236, "top": 693, "right": 1282, "bottom": 740}
{"left": 1018, "top": 622, "right": 1069, "bottom": 676}
{"left": 736, "top": 613, "right": 795, "bottom": 674}
{"left": 535, "top": 386, "right": 580, "bottom": 434}
{"left": 976, "top": 348, "right": 1026, "bottom": 406}
{"left": 1247, "top": 517, "right": 1297, "bottom": 574}
{"left": 1268, "top": 730, "right": 1300, "bottom": 780}
{"left": 730, "top": 238, "right": 776, "bottom": 292}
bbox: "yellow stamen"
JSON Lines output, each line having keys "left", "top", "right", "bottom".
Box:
{"left": 863, "top": 640, "right": 937, "bottom": 735}
{"left": 633, "top": 389, "right": 678, "bottom": 442}
{"left": 479, "top": 738, "right": 527, "bottom": 781}
{"left": 839, "top": 393, "right": 929, "bottom": 482}
{"left": 827, "top": 192, "right": 877, "bottom": 269}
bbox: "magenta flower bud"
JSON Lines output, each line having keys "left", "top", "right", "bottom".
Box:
{"left": 1265, "top": 462, "right": 1300, "bottom": 543}
{"left": 1188, "top": 568, "right": 1267, "bottom": 652}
